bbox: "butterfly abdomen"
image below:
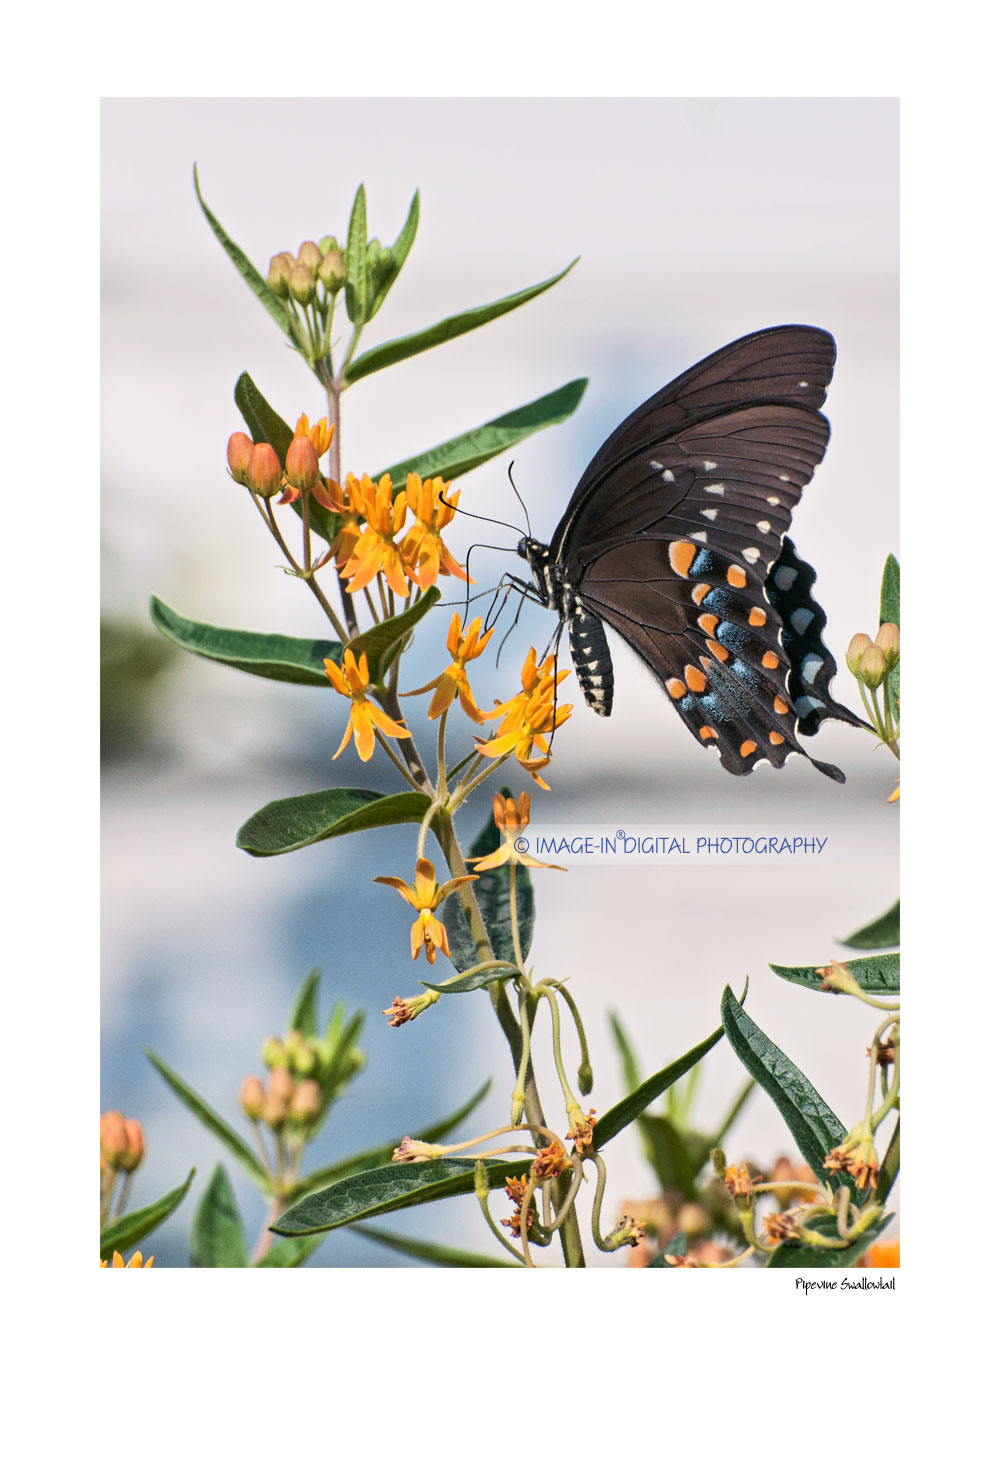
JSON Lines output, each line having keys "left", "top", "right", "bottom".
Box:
{"left": 569, "top": 605, "right": 614, "bottom": 717}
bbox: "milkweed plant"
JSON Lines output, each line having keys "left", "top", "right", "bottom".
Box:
{"left": 100, "top": 175, "right": 900, "bottom": 1270}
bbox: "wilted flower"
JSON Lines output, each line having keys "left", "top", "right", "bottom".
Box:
{"left": 532, "top": 1141, "right": 571, "bottom": 1181}
{"left": 324, "top": 649, "right": 412, "bottom": 762}
{"left": 373, "top": 857, "right": 478, "bottom": 965}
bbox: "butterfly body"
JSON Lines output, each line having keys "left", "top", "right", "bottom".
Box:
{"left": 516, "top": 325, "right": 866, "bottom": 780}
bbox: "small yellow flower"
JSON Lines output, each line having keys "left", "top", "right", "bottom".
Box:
{"left": 400, "top": 473, "right": 470, "bottom": 590}
{"left": 293, "top": 412, "right": 335, "bottom": 457}
{"left": 888, "top": 780, "right": 900, "bottom": 803}
{"left": 373, "top": 857, "right": 478, "bottom": 965}
{"left": 723, "top": 1162, "right": 756, "bottom": 1200}
{"left": 475, "top": 649, "right": 572, "bottom": 789}
{"left": 468, "top": 791, "right": 566, "bottom": 872}
{"left": 340, "top": 473, "right": 411, "bottom": 598}
{"left": 324, "top": 649, "right": 412, "bottom": 762}
{"left": 402, "top": 613, "right": 493, "bottom": 723}
{"left": 101, "top": 1251, "right": 154, "bottom": 1268}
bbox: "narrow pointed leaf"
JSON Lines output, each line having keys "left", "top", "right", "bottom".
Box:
{"left": 880, "top": 553, "right": 900, "bottom": 713}
{"left": 256, "top": 1234, "right": 327, "bottom": 1268}
{"left": 357, "top": 1224, "right": 519, "bottom": 1267}
{"left": 347, "top": 586, "right": 441, "bottom": 686}
{"left": 421, "top": 964, "right": 519, "bottom": 995}
{"left": 592, "top": 1020, "right": 729, "bottom": 1153}
{"left": 441, "top": 789, "right": 534, "bottom": 974}
{"left": 720, "top": 987, "right": 853, "bottom": 1195}
{"left": 609, "top": 1013, "right": 643, "bottom": 1094}
{"left": 193, "top": 167, "right": 296, "bottom": 346}
{"left": 146, "top": 1050, "right": 270, "bottom": 1193}
{"left": 99, "top": 1169, "right": 195, "bottom": 1260}
{"left": 367, "top": 189, "right": 419, "bottom": 321}
{"left": 344, "top": 259, "right": 579, "bottom": 385}
{"left": 770, "top": 952, "right": 900, "bottom": 994}
{"left": 237, "top": 788, "right": 432, "bottom": 857}
{"left": 233, "top": 373, "right": 339, "bottom": 543}
{"left": 285, "top": 1078, "right": 493, "bottom": 1202}
{"left": 841, "top": 899, "right": 900, "bottom": 950}
{"left": 149, "top": 597, "right": 341, "bottom": 685}
{"left": 377, "top": 378, "right": 589, "bottom": 489}
{"left": 288, "top": 968, "right": 321, "bottom": 1037}
{"left": 874, "top": 1120, "right": 900, "bottom": 1204}
{"left": 273, "top": 1158, "right": 527, "bottom": 1235}
{"left": 706, "top": 1077, "right": 756, "bottom": 1150}
{"left": 190, "top": 1165, "right": 248, "bottom": 1268}
{"left": 765, "top": 1212, "right": 894, "bottom": 1269}
{"left": 344, "top": 183, "right": 369, "bottom": 325}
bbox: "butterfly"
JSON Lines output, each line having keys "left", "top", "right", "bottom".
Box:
{"left": 514, "top": 325, "right": 867, "bottom": 780}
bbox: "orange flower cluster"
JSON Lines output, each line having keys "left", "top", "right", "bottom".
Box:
{"left": 476, "top": 649, "right": 572, "bottom": 788}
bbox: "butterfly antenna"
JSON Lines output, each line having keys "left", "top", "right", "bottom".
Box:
{"left": 493, "top": 586, "right": 529, "bottom": 666}
{"left": 438, "top": 486, "right": 522, "bottom": 537}
{"left": 507, "top": 460, "right": 532, "bottom": 536}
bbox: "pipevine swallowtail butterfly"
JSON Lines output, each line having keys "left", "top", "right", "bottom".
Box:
{"left": 513, "top": 324, "right": 866, "bottom": 780}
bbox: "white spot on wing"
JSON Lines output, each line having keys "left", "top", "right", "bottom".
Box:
{"left": 700, "top": 508, "right": 718, "bottom": 521}
{"left": 801, "top": 653, "right": 824, "bottom": 685}
{"left": 661, "top": 469, "right": 675, "bottom": 483}
{"left": 705, "top": 483, "right": 725, "bottom": 496}
{"left": 767, "top": 496, "right": 781, "bottom": 506}
{"left": 756, "top": 520, "right": 771, "bottom": 534}
{"left": 649, "top": 460, "right": 663, "bottom": 471}
{"left": 774, "top": 566, "right": 798, "bottom": 591}
{"left": 742, "top": 546, "right": 761, "bottom": 563}
{"left": 797, "top": 381, "right": 809, "bottom": 388}
{"left": 795, "top": 694, "right": 824, "bottom": 717}
{"left": 703, "top": 460, "right": 717, "bottom": 470}
{"left": 690, "top": 531, "right": 708, "bottom": 543}
{"left": 791, "top": 608, "right": 814, "bottom": 635}
{"left": 779, "top": 474, "right": 791, "bottom": 483}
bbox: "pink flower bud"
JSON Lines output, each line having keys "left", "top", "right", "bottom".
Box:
{"left": 100, "top": 1111, "right": 129, "bottom": 1168}
{"left": 846, "top": 632, "right": 873, "bottom": 676}
{"left": 297, "top": 241, "right": 322, "bottom": 273}
{"left": 874, "top": 622, "right": 900, "bottom": 670}
{"left": 247, "top": 442, "right": 283, "bottom": 498}
{"left": 239, "top": 1075, "right": 266, "bottom": 1120}
{"left": 267, "top": 1066, "right": 294, "bottom": 1103}
{"left": 227, "top": 431, "right": 254, "bottom": 485}
{"left": 859, "top": 644, "right": 888, "bottom": 689}
{"left": 318, "top": 250, "right": 346, "bottom": 290}
{"left": 121, "top": 1118, "right": 145, "bottom": 1173}
{"left": 290, "top": 264, "right": 315, "bottom": 305}
{"left": 267, "top": 254, "right": 293, "bottom": 298}
{"left": 286, "top": 435, "right": 321, "bottom": 492}
{"left": 288, "top": 1079, "right": 322, "bottom": 1124}
{"left": 260, "top": 1091, "right": 287, "bottom": 1130}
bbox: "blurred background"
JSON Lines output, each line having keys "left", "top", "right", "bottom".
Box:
{"left": 102, "top": 97, "right": 899, "bottom": 1266}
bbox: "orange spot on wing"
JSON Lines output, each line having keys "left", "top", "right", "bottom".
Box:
{"left": 697, "top": 613, "right": 719, "bottom": 635}
{"left": 769, "top": 731, "right": 785, "bottom": 745}
{"left": 748, "top": 607, "right": 767, "bottom": 627}
{"left": 699, "top": 725, "right": 718, "bottom": 740}
{"left": 669, "top": 541, "right": 697, "bottom": 579}
{"left": 740, "top": 740, "right": 757, "bottom": 758}
{"left": 692, "top": 583, "right": 711, "bottom": 605}
{"left": 666, "top": 678, "right": 686, "bottom": 700}
{"left": 707, "top": 640, "right": 729, "bottom": 662}
{"left": 773, "top": 696, "right": 790, "bottom": 715}
{"left": 762, "top": 651, "right": 780, "bottom": 670}
{"left": 727, "top": 565, "right": 747, "bottom": 588}
{"left": 684, "top": 665, "right": 707, "bottom": 693}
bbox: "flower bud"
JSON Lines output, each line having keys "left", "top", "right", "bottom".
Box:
{"left": 261, "top": 1035, "right": 286, "bottom": 1068}
{"left": 268, "top": 1066, "right": 295, "bottom": 1103}
{"left": 100, "top": 1111, "right": 129, "bottom": 1168}
{"left": 286, "top": 436, "right": 321, "bottom": 492}
{"left": 288, "top": 1078, "right": 322, "bottom": 1124}
{"left": 260, "top": 1091, "right": 287, "bottom": 1129}
{"left": 290, "top": 263, "right": 315, "bottom": 305}
{"left": 239, "top": 1075, "right": 266, "bottom": 1120}
{"left": 121, "top": 1118, "right": 146, "bottom": 1173}
{"left": 247, "top": 442, "right": 283, "bottom": 499}
{"left": 846, "top": 632, "right": 873, "bottom": 676}
{"left": 859, "top": 643, "right": 887, "bottom": 689}
{"left": 267, "top": 254, "right": 293, "bottom": 298}
{"left": 297, "top": 241, "right": 322, "bottom": 274}
{"left": 366, "top": 238, "right": 382, "bottom": 268}
{"left": 227, "top": 431, "right": 254, "bottom": 485}
{"left": 677, "top": 1201, "right": 712, "bottom": 1238}
{"left": 874, "top": 622, "right": 900, "bottom": 670}
{"left": 290, "top": 1041, "right": 317, "bottom": 1077}
{"left": 318, "top": 249, "right": 346, "bottom": 290}
{"left": 318, "top": 235, "right": 340, "bottom": 256}
{"left": 283, "top": 1028, "right": 303, "bottom": 1050}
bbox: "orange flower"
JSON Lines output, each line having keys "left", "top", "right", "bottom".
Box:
{"left": 860, "top": 1237, "right": 900, "bottom": 1268}
{"left": 340, "top": 473, "right": 411, "bottom": 598}
{"left": 467, "top": 791, "right": 566, "bottom": 871}
{"left": 400, "top": 474, "right": 470, "bottom": 590}
{"left": 293, "top": 412, "right": 335, "bottom": 457}
{"left": 373, "top": 857, "right": 478, "bottom": 965}
{"left": 475, "top": 648, "right": 572, "bottom": 788}
{"left": 403, "top": 613, "right": 493, "bottom": 723}
{"left": 101, "top": 1251, "right": 154, "bottom": 1268}
{"left": 324, "top": 649, "right": 412, "bottom": 762}
{"left": 312, "top": 472, "right": 366, "bottom": 568}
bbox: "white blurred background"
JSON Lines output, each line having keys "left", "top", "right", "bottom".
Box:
{"left": 101, "top": 97, "right": 898, "bottom": 1266}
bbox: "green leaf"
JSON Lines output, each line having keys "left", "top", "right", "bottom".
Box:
{"left": 288, "top": 968, "right": 321, "bottom": 1037}
{"left": 592, "top": 1015, "right": 735, "bottom": 1153}
{"left": 344, "top": 259, "right": 579, "bottom": 385}
{"left": 875, "top": 1120, "right": 900, "bottom": 1204}
{"left": 237, "top": 788, "right": 432, "bottom": 858}
{"left": 367, "top": 189, "right": 419, "bottom": 322}
{"left": 356, "top": 1224, "right": 519, "bottom": 1267}
{"left": 377, "top": 378, "right": 589, "bottom": 488}
{"left": 841, "top": 899, "right": 900, "bottom": 950}
{"left": 286, "top": 1078, "right": 492, "bottom": 1202}
{"left": 190, "top": 1164, "right": 248, "bottom": 1268}
{"left": 145, "top": 1050, "right": 271, "bottom": 1193}
{"left": 273, "top": 1158, "right": 526, "bottom": 1235}
{"left": 770, "top": 952, "right": 900, "bottom": 994}
{"left": 149, "top": 596, "right": 341, "bottom": 686}
{"left": 193, "top": 166, "right": 296, "bottom": 348}
{"left": 100, "top": 1169, "right": 196, "bottom": 1261}
{"left": 421, "top": 964, "right": 519, "bottom": 995}
{"left": 765, "top": 1212, "right": 894, "bottom": 1269}
{"left": 255, "top": 1234, "right": 328, "bottom": 1268}
{"left": 441, "top": 789, "right": 534, "bottom": 974}
{"left": 609, "top": 1012, "right": 643, "bottom": 1095}
{"left": 705, "top": 1077, "right": 756, "bottom": 1150}
{"left": 720, "top": 987, "right": 853, "bottom": 1194}
{"left": 648, "top": 1233, "right": 688, "bottom": 1267}
{"left": 344, "top": 183, "right": 369, "bottom": 326}
{"left": 638, "top": 1114, "right": 698, "bottom": 1196}
{"left": 880, "top": 554, "right": 901, "bottom": 714}
{"left": 346, "top": 586, "right": 441, "bottom": 686}
{"left": 233, "top": 373, "right": 341, "bottom": 547}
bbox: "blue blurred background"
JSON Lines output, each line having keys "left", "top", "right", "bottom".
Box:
{"left": 101, "top": 98, "right": 899, "bottom": 1266}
